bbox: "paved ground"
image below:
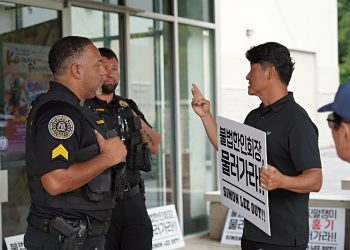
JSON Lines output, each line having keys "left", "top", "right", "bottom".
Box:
{"left": 180, "top": 147, "right": 350, "bottom": 250}
{"left": 182, "top": 233, "right": 240, "bottom": 250}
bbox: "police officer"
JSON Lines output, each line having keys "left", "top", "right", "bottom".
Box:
{"left": 86, "top": 48, "right": 160, "bottom": 250}
{"left": 24, "top": 36, "right": 127, "bottom": 250}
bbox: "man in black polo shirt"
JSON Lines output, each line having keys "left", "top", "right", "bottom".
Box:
{"left": 191, "top": 42, "right": 322, "bottom": 250}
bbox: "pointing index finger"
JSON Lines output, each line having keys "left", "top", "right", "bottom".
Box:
{"left": 191, "top": 83, "right": 204, "bottom": 98}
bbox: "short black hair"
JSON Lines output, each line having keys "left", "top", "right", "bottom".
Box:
{"left": 245, "top": 42, "right": 295, "bottom": 85}
{"left": 98, "top": 47, "right": 119, "bottom": 62}
{"left": 48, "top": 36, "right": 93, "bottom": 76}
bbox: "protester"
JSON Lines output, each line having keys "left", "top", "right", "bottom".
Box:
{"left": 191, "top": 42, "right": 322, "bottom": 250}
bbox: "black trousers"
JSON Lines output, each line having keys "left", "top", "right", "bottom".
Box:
{"left": 24, "top": 225, "right": 105, "bottom": 250}
{"left": 241, "top": 235, "right": 307, "bottom": 250}
{"left": 105, "top": 193, "right": 153, "bottom": 250}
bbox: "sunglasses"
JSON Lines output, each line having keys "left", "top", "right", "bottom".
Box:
{"left": 327, "top": 113, "right": 350, "bottom": 129}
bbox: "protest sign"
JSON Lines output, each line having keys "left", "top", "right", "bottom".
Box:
{"left": 4, "top": 234, "right": 25, "bottom": 250}
{"left": 221, "top": 209, "right": 244, "bottom": 246}
{"left": 217, "top": 116, "right": 270, "bottom": 235}
{"left": 148, "top": 204, "right": 185, "bottom": 250}
{"left": 307, "top": 207, "right": 345, "bottom": 250}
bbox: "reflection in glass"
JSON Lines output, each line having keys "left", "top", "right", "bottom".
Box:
{"left": 0, "top": 2, "right": 61, "bottom": 237}
{"left": 129, "top": 16, "right": 175, "bottom": 207}
{"left": 72, "top": 7, "right": 119, "bottom": 47}
{"left": 128, "top": 0, "right": 171, "bottom": 14}
{"left": 72, "top": 6, "right": 121, "bottom": 94}
{"left": 178, "top": 0, "right": 214, "bottom": 22}
{"left": 178, "top": 24, "right": 215, "bottom": 234}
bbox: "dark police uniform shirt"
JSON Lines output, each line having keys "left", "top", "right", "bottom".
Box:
{"left": 29, "top": 82, "right": 111, "bottom": 221}
{"left": 243, "top": 92, "right": 321, "bottom": 246}
{"left": 87, "top": 95, "right": 151, "bottom": 188}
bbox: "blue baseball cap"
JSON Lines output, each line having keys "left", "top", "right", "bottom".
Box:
{"left": 318, "top": 79, "right": 350, "bottom": 120}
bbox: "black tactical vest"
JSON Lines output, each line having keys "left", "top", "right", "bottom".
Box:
{"left": 26, "top": 90, "right": 115, "bottom": 211}
{"left": 86, "top": 96, "right": 151, "bottom": 173}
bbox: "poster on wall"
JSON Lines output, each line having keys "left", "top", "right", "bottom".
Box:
{"left": 307, "top": 207, "right": 345, "bottom": 250}
{"left": 147, "top": 204, "right": 185, "bottom": 250}
{"left": 2, "top": 42, "right": 51, "bottom": 156}
{"left": 216, "top": 116, "right": 270, "bottom": 235}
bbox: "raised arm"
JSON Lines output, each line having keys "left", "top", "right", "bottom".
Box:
{"left": 191, "top": 83, "right": 218, "bottom": 150}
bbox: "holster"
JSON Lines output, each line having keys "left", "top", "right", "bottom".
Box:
{"left": 139, "top": 178, "right": 145, "bottom": 194}
{"left": 113, "top": 166, "right": 128, "bottom": 200}
{"left": 126, "top": 142, "right": 152, "bottom": 172}
{"left": 52, "top": 217, "right": 88, "bottom": 250}
{"left": 140, "top": 143, "right": 152, "bottom": 172}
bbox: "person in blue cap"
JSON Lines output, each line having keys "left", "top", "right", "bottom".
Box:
{"left": 318, "top": 80, "right": 350, "bottom": 162}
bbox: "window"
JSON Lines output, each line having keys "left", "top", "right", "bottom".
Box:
{"left": 129, "top": 16, "right": 175, "bottom": 207}
{"left": 178, "top": 24, "right": 216, "bottom": 233}
{"left": 0, "top": 2, "right": 61, "bottom": 237}
{"left": 178, "top": 0, "right": 214, "bottom": 22}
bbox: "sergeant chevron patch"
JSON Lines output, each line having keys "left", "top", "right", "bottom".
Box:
{"left": 52, "top": 144, "right": 69, "bottom": 160}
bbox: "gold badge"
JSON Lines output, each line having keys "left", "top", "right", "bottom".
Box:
{"left": 48, "top": 115, "right": 74, "bottom": 139}
{"left": 52, "top": 144, "right": 69, "bottom": 160}
{"left": 94, "top": 108, "right": 105, "bottom": 112}
{"left": 119, "top": 100, "right": 129, "bottom": 107}
{"left": 96, "top": 119, "right": 104, "bottom": 125}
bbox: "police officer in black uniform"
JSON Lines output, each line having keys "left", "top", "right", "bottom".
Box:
{"left": 24, "top": 36, "right": 127, "bottom": 250}
{"left": 86, "top": 48, "right": 160, "bottom": 250}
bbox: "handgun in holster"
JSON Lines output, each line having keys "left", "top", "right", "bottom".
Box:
{"left": 51, "top": 217, "right": 88, "bottom": 250}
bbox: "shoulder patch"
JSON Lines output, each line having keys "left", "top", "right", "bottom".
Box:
{"left": 52, "top": 144, "right": 69, "bottom": 160}
{"left": 119, "top": 100, "right": 129, "bottom": 107}
{"left": 48, "top": 115, "right": 75, "bottom": 139}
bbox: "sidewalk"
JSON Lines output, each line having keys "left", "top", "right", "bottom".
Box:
{"left": 181, "top": 232, "right": 240, "bottom": 250}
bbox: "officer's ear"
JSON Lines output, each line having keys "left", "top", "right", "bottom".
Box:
{"left": 71, "top": 63, "right": 82, "bottom": 80}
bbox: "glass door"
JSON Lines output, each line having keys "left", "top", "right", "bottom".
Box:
{"left": 129, "top": 16, "right": 176, "bottom": 208}
{"left": 0, "top": 1, "right": 61, "bottom": 245}
{"left": 178, "top": 24, "right": 216, "bottom": 234}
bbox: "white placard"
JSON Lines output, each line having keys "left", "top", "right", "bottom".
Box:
{"left": 307, "top": 207, "right": 345, "bottom": 250}
{"left": 216, "top": 116, "right": 270, "bottom": 235}
{"left": 221, "top": 209, "right": 244, "bottom": 246}
{"left": 147, "top": 204, "right": 185, "bottom": 250}
{"left": 4, "top": 234, "right": 25, "bottom": 250}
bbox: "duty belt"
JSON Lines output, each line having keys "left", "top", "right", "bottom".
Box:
{"left": 27, "top": 213, "right": 110, "bottom": 237}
